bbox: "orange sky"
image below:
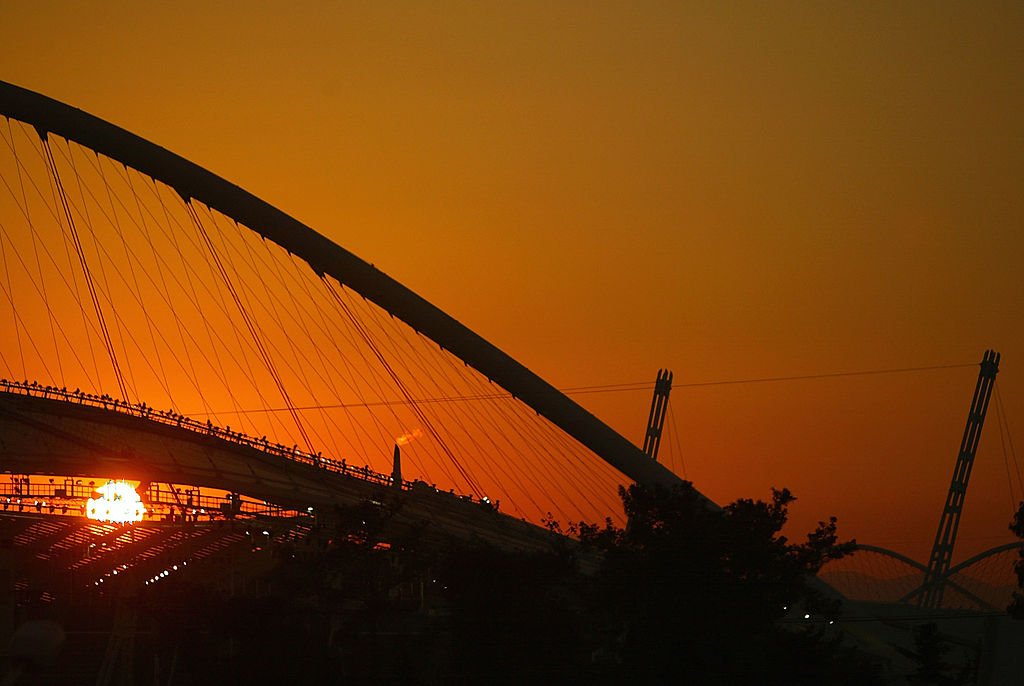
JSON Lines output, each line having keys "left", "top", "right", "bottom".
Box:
{"left": 2, "top": 2, "right": 1023, "bottom": 565}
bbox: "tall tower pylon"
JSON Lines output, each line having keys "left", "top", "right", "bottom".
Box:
{"left": 642, "top": 369, "right": 673, "bottom": 461}
{"left": 918, "top": 349, "right": 1000, "bottom": 609}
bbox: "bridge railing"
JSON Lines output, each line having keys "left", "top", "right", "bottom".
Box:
{"left": 0, "top": 478, "right": 300, "bottom": 520}
{"left": 0, "top": 378, "right": 490, "bottom": 508}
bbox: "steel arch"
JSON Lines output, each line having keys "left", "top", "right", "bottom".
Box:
{"left": 945, "top": 541, "right": 1024, "bottom": 578}
{"left": 847, "top": 544, "right": 999, "bottom": 610}
{"left": 0, "top": 79, "right": 686, "bottom": 493}
{"left": 821, "top": 544, "right": 996, "bottom": 609}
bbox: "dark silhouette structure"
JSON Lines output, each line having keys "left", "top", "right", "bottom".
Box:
{"left": 820, "top": 351, "right": 1012, "bottom": 612}
{"left": 641, "top": 369, "right": 673, "bottom": 461}
{"left": 918, "top": 349, "right": 999, "bottom": 608}
{"left": 0, "top": 79, "right": 685, "bottom": 493}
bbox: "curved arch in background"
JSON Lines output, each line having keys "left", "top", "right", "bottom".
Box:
{"left": 0, "top": 79, "right": 685, "bottom": 494}
{"left": 852, "top": 543, "right": 930, "bottom": 574}
{"left": 831, "top": 543, "right": 1019, "bottom": 611}
{"left": 945, "top": 541, "right": 1024, "bottom": 578}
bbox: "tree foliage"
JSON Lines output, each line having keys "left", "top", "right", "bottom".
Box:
{"left": 1009, "top": 501, "right": 1024, "bottom": 619}
{"left": 895, "top": 622, "right": 976, "bottom": 686}
{"left": 524, "top": 482, "right": 878, "bottom": 684}
{"left": 552, "top": 482, "right": 871, "bottom": 684}
{"left": 134, "top": 482, "right": 881, "bottom": 684}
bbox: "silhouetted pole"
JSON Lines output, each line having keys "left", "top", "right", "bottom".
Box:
{"left": 918, "top": 349, "right": 1000, "bottom": 609}
{"left": 392, "top": 444, "right": 402, "bottom": 488}
{"left": 642, "top": 369, "right": 673, "bottom": 461}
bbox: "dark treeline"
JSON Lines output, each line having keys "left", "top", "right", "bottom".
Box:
{"left": 1009, "top": 501, "right": 1024, "bottom": 620}
{"left": 125, "top": 481, "right": 892, "bottom": 685}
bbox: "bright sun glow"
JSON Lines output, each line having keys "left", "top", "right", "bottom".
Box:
{"left": 86, "top": 480, "right": 146, "bottom": 524}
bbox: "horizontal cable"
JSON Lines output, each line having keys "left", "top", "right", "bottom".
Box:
{"left": 675, "top": 362, "right": 977, "bottom": 388}
{"left": 183, "top": 361, "right": 977, "bottom": 417}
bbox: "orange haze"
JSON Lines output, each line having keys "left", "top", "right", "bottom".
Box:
{"left": 2, "top": 3, "right": 1023, "bottom": 565}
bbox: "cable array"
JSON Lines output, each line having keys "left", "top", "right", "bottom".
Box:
{"left": 1, "top": 119, "right": 1020, "bottom": 534}
{"left": 0, "top": 121, "right": 632, "bottom": 526}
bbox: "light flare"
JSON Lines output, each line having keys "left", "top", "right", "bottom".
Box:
{"left": 86, "top": 480, "right": 146, "bottom": 524}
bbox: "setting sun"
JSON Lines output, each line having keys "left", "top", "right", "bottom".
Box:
{"left": 85, "top": 480, "right": 146, "bottom": 524}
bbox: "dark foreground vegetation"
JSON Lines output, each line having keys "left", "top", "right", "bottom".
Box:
{"left": 131, "top": 482, "right": 885, "bottom": 684}
{"left": 7, "top": 482, "right": 896, "bottom": 684}
{"left": 1009, "top": 500, "right": 1024, "bottom": 620}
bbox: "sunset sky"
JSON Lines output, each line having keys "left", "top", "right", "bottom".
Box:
{"left": 3, "top": 2, "right": 1023, "bottom": 564}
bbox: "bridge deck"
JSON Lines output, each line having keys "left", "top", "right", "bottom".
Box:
{"left": 0, "top": 383, "right": 562, "bottom": 553}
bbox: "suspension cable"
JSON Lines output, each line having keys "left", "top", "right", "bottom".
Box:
{"left": 184, "top": 198, "right": 314, "bottom": 453}
{"left": 995, "top": 384, "right": 1024, "bottom": 503}
{"left": 324, "top": 278, "right": 484, "bottom": 496}
{"left": 39, "top": 132, "right": 129, "bottom": 401}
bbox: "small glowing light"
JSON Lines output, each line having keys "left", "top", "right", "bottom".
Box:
{"left": 829, "top": 620, "right": 835, "bottom": 625}
{"left": 86, "top": 480, "right": 146, "bottom": 524}
{"left": 803, "top": 613, "right": 810, "bottom": 620}
{"left": 307, "top": 506, "right": 314, "bottom": 513}
{"left": 395, "top": 428, "right": 423, "bottom": 446}
{"left": 173, "top": 565, "right": 178, "bottom": 570}
{"left": 262, "top": 530, "right": 269, "bottom": 536}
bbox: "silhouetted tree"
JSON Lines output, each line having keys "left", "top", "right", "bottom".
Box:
{"left": 896, "top": 622, "right": 976, "bottom": 686}
{"left": 568, "top": 482, "right": 877, "bottom": 685}
{"left": 136, "top": 484, "right": 882, "bottom": 684}
{"left": 1008, "top": 501, "right": 1024, "bottom": 619}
